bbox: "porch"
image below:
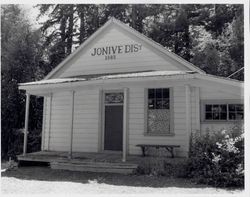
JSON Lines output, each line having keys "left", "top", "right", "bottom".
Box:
{"left": 17, "top": 151, "right": 142, "bottom": 164}
{"left": 17, "top": 151, "right": 139, "bottom": 174}
{"left": 17, "top": 151, "right": 186, "bottom": 174}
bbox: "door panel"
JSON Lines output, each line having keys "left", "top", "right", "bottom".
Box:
{"left": 104, "top": 105, "right": 123, "bottom": 151}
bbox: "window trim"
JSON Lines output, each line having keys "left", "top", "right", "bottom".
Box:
{"left": 144, "top": 87, "right": 174, "bottom": 136}
{"left": 201, "top": 100, "right": 244, "bottom": 123}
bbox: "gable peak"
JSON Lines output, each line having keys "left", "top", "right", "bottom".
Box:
{"left": 45, "top": 17, "right": 205, "bottom": 79}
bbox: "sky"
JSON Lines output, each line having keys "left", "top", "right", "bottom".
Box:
{"left": 19, "top": 4, "right": 44, "bottom": 28}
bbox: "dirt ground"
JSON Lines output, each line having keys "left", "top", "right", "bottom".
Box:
{"left": 1, "top": 164, "right": 243, "bottom": 194}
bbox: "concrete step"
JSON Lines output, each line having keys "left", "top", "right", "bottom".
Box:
{"left": 50, "top": 161, "right": 138, "bottom": 174}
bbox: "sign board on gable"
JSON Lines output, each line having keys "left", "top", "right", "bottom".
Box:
{"left": 90, "top": 44, "right": 142, "bottom": 60}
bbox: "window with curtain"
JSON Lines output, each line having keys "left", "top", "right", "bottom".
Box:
{"left": 147, "top": 88, "right": 170, "bottom": 134}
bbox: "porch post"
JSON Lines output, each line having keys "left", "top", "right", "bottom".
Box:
{"left": 47, "top": 93, "right": 53, "bottom": 150}
{"left": 98, "top": 89, "right": 103, "bottom": 152}
{"left": 185, "top": 85, "right": 191, "bottom": 153}
{"left": 23, "top": 92, "right": 30, "bottom": 156}
{"left": 41, "top": 97, "right": 46, "bottom": 151}
{"left": 68, "top": 90, "right": 75, "bottom": 159}
{"left": 122, "top": 88, "right": 128, "bottom": 162}
{"left": 195, "top": 87, "right": 201, "bottom": 132}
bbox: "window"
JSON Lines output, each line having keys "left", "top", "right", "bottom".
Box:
{"left": 229, "top": 104, "right": 244, "bottom": 120}
{"left": 147, "top": 88, "right": 171, "bottom": 134}
{"left": 105, "top": 92, "right": 123, "bottom": 104}
{"left": 204, "top": 103, "right": 243, "bottom": 121}
{"left": 205, "top": 104, "right": 227, "bottom": 120}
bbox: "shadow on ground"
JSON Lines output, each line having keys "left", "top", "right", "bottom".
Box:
{"left": 1, "top": 165, "right": 216, "bottom": 189}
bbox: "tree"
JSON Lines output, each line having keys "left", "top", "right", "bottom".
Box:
{"left": 102, "top": 4, "right": 129, "bottom": 22}
{"left": 1, "top": 5, "right": 46, "bottom": 159}
{"left": 189, "top": 4, "right": 243, "bottom": 79}
{"left": 37, "top": 4, "right": 77, "bottom": 69}
{"left": 206, "top": 4, "right": 239, "bottom": 37}
{"left": 225, "top": 6, "right": 244, "bottom": 80}
{"left": 35, "top": 3, "right": 244, "bottom": 79}
{"left": 76, "top": 4, "right": 87, "bottom": 44}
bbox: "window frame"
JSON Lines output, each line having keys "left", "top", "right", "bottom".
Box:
{"left": 201, "top": 100, "right": 244, "bottom": 122}
{"left": 144, "top": 87, "right": 174, "bottom": 136}
{"left": 228, "top": 104, "right": 244, "bottom": 120}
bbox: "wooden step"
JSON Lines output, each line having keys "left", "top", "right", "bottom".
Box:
{"left": 50, "top": 161, "right": 138, "bottom": 174}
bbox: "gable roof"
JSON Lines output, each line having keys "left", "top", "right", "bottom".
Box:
{"left": 45, "top": 17, "right": 205, "bottom": 80}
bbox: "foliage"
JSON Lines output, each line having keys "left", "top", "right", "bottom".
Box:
{"left": 37, "top": 4, "right": 244, "bottom": 79}
{"left": 136, "top": 157, "right": 188, "bottom": 177}
{"left": 4, "top": 128, "right": 41, "bottom": 161}
{"left": 189, "top": 5, "right": 243, "bottom": 79}
{"left": 1, "top": 5, "right": 45, "bottom": 160}
{"left": 5, "top": 158, "right": 18, "bottom": 171}
{"left": 186, "top": 126, "right": 244, "bottom": 188}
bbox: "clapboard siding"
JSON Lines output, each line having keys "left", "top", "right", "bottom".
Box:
{"left": 200, "top": 85, "right": 243, "bottom": 132}
{"left": 41, "top": 82, "right": 240, "bottom": 157}
{"left": 60, "top": 26, "right": 188, "bottom": 78}
{"left": 72, "top": 89, "right": 99, "bottom": 152}
{"left": 190, "top": 87, "right": 198, "bottom": 133}
{"left": 128, "top": 86, "right": 192, "bottom": 157}
{"left": 200, "top": 86, "right": 242, "bottom": 100}
{"left": 43, "top": 89, "right": 99, "bottom": 152}
{"left": 48, "top": 92, "right": 71, "bottom": 151}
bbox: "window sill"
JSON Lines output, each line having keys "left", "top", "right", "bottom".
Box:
{"left": 202, "top": 120, "right": 244, "bottom": 124}
{"left": 144, "top": 132, "right": 175, "bottom": 137}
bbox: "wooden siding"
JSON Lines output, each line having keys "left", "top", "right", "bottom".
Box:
{"left": 200, "top": 86, "right": 242, "bottom": 100}
{"left": 128, "top": 86, "right": 195, "bottom": 157}
{"left": 72, "top": 90, "right": 99, "bottom": 152}
{"left": 43, "top": 90, "right": 100, "bottom": 152}
{"left": 49, "top": 92, "right": 71, "bottom": 151}
{"left": 42, "top": 80, "right": 242, "bottom": 157}
{"left": 43, "top": 85, "right": 194, "bottom": 157}
{"left": 200, "top": 86, "right": 243, "bottom": 132}
{"left": 59, "top": 25, "right": 189, "bottom": 78}
{"left": 190, "top": 87, "right": 199, "bottom": 132}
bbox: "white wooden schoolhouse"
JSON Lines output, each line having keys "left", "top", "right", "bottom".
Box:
{"left": 19, "top": 18, "right": 244, "bottom": 164}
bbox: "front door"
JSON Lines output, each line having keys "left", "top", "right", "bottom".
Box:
{"left": 104, "top": 92, "right": 124, "bottom": 151}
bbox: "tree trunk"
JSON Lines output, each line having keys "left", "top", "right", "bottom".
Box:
{"left": 59, "top": 8, "right": 66, "bottom": 58}
{"left": 131, "top": 5, "right": 137, "bottom": 30}
{"left": 93, "top": 5, "right": 99, "bottom": 30}
{"left": 184, "top": 27, "right": 190, "bottom": 61}
{"left": 66, "top": 5, "right": 74, "bottom": 55}
{"left": 78, "top": 5, "right": 86, "bottom": 44}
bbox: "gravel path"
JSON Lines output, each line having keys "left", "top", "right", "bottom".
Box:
{"left": 1, "top": 176, "right": 242, "bottom": 194}
{"left": 1, "top": 166, "right": 243, "bottom": 194}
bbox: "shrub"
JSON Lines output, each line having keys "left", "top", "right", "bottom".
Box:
{"left": 6, "top": 128, "right": 41, "bottom": 161}
{"left": 136, "top": 157, "right": 188, "bottom": 177}
{"left": 6, "top": 128, "right": 24, "bottom": 160}
{"left": 186, "top": 125, "right": 244, "bottom": 188}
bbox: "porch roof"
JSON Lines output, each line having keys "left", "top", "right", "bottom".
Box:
{"left": 18, "top": 70, "right": 243, "bottom": 95}
{"left": 19, "top": 70, "right": 197, "bottom": 88}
